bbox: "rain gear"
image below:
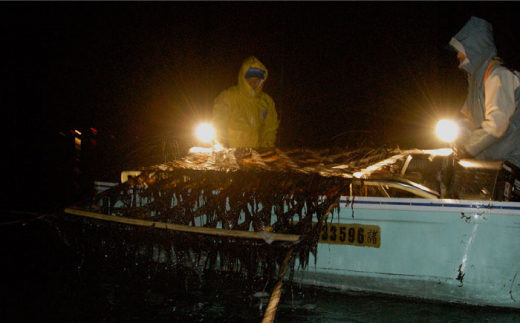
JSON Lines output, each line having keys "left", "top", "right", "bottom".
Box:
{"left": 448, "top": 17, "right": 520, "bottom": 166}
{"left": 213, "top": 56, "right": 279, "bottom": 148}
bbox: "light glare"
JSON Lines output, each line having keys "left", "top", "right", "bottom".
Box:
{"left": 195, "top": 123, "right": 216, "bottom": 143}
{"left": 436, "top": 120, "right": 459, "bottom": 143}
{"left": 214, "top": 142, "right": 224, "bottom": 151}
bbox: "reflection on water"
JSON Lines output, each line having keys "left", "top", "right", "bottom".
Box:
{"left": 1, "top": 216, "right": 519, "bottom": 323}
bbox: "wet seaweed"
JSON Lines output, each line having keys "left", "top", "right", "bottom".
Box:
{"left": 54, "top": 147, "right": 400, "bottom": 292}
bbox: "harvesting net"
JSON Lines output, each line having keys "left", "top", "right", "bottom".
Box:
{"left": 55, "top": 147, "right": 401, "bottom": 290}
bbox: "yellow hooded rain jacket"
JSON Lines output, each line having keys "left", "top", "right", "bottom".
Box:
{"left": 213, "top": 56, "right": 279, "bottom": 148}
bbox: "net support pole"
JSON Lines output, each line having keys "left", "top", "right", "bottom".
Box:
{"left": 63, "top": 208, "right": 301, "bottom": 242}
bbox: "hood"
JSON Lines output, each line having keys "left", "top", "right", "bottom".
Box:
{"left": 237, "top": 56, "right": 268, "bottom": 95}
{"left": 448, "top": 16, "right": 497, "bottom": 75}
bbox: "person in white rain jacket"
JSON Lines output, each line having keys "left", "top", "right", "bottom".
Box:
{"left": 447, "top": 16, "right": 520, "bottom": 167}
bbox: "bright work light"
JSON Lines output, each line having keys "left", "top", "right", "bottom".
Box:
{"left": 436, "top": 119, "right": 459, "bottom": 143}
{"left": 195, "top": 123, "right": 216, "bottom": 143}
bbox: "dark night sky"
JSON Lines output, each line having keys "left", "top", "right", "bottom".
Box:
{"left": 5, "top": 2, "right": 520, "bottom": 211}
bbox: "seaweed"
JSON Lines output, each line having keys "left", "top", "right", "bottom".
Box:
{"left": 54, "top": 147, "right": 398, "bottom": 292}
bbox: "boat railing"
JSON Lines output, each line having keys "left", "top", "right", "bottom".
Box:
{"left": 351, "top": 178, "right": 440, "bottom": 199}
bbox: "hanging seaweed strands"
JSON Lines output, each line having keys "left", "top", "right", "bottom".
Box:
{"left": 56, "top": 147, "right": 406, "bottom": 293}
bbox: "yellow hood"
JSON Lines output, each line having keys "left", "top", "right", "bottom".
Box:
{"left": 237, "top": 56, "right": 268, "bottom": 96}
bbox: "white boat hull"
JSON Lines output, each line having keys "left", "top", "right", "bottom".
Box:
{"left": 87, "top": 180, "right": 520, "bottom": 308}
{"left": 294, "top": 196, "right": 520, "bottom": 308}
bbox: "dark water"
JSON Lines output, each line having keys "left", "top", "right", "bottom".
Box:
{"left": 2, "top": 214, "right": 519, "bottom": 323}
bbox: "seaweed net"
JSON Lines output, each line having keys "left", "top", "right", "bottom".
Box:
{"left": 55, "top": 147, "right": 401, "bottom": 291}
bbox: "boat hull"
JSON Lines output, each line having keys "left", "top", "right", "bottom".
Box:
{"left": 85, "top": 181, "right": 520, "bottom": 308}
{"left": 295, "top": 196, "right": 520, "bottom": 308}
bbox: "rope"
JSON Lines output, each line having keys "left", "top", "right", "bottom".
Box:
{"left": 0, "top": 211, "right": 49, "bottom": 226}
{"left": 261, "top": 248, "right": 293, "bottom": 323}
{"left": 261, "top": 197, "right": 340, "bottom": 323}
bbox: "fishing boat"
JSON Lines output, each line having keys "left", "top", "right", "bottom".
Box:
{"left": 60, "top": 145, "right": 520, "bottom": 310}
{"left": 297, "top": 151, "right": 520, "bottom": 309}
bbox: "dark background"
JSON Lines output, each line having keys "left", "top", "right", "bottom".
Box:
{"left": 5, "top": 2, "right": 520, "bottom": 213}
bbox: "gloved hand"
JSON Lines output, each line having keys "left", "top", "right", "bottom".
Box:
{"left": 451, "top": 141, "right": 472, "bottom": 160}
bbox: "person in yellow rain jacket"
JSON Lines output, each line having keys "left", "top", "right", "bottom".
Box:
{"left": 213, "top": 56, "right": 279, "bottom": 148}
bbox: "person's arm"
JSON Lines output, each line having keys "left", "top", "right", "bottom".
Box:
{"left": 480, "top": 67, "right": 517, "bottom": 137}
{"left": 464, "top": 68, "right": 517, "bottom": 156}
{"left": 260, "top": 98, "right": 279, "bottom": 148}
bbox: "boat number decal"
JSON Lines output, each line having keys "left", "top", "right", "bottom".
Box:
{"left": 315, "top": 222, "right": 381, "bottom": 248}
